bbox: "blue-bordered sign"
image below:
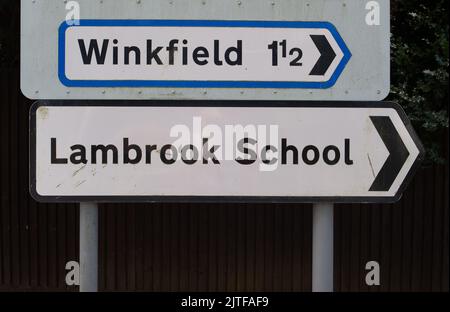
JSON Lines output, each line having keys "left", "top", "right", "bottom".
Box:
{"left": 58, "top": 19, "right": 351, "bottom": 89}
{"left": 22, "top": 0, "right": 390, "bottom": 101}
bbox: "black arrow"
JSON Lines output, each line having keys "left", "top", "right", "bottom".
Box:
{"left": 309, "top": 35, "right": 336, "bottom": 76}
{"left": 369, "top": 116, "right": 410, "bottom": 192}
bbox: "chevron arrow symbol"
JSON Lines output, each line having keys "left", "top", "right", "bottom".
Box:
{"left": 369, "top": 116, "right": 411, "bottom": 192}
{"left": 309, "top": 34, "right": 337, "bottom": 76}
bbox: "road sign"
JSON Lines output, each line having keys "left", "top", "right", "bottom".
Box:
{"left": 59, "top": 20, "right": 350, "bottom": 89}
{"left": 21, "top": 0, "right": 390, "bottom": 101}
{"left": 30, "top": 101, "right": 424, "bottom": 203}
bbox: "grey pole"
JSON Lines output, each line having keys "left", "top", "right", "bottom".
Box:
{"left": 312, "top": 202, "right": 334, "bottom": 292}
{"left": 79, "top": 202, "right": 98, "bottom": 292}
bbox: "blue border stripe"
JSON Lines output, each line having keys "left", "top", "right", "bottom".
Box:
{"left": 58, "top": 19, "right": 352, "bottom": 89}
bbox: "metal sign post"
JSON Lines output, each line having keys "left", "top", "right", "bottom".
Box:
{"left": 79, "top": 202, "right": 98, "bottom": 292}
{"left": 312, "top": 203, "right": 334, "bottom": 292}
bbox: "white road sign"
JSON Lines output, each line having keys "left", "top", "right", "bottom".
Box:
{"left": 30, "top": 102, "right": 424, "bottom": 203}
{"left": 21, "top": 0, "right": 390, "bottom": 101}
{"left": 61, "top": 20, "right": 348, "bottom": 88}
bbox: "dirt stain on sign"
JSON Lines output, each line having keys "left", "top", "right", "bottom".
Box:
{"left": 72, "top": 164, "right": 87, "bottom": 177}
{"left": 37, "top": 107, "right": 49, "bottom": 120}
{"left": 367, "top": 154, "right": 376, "bottom": 178}
{"left": 75, "top": 180, "right": 86, "bottom": 188}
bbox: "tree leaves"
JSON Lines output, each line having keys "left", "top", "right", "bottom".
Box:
{"left": 389, "top": 0, "right": 449, "bottom": 164}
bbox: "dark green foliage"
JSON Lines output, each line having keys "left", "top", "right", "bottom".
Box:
{"left": 390, "top": 0, "right": 449, "bottom": 164}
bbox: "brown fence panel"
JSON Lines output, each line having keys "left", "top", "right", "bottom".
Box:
{"left": 0, "top": 68, "right": 79, "bottom": 291}
{"left": 98, "top": 203, "right": 312, "bottom": 292}
{"left": 335, "top": 158, "right": 449, "bottom": 292}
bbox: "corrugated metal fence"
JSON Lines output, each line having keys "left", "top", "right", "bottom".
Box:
{"left": 0, "top": 68, "right": 448, "bottom": 291}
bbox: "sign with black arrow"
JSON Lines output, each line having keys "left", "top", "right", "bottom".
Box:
{"left": 21, "top": 0, "right": 390, "bottom": 101}
{"left": 56, "top": 20, "right": 350, "bottom": 90}
{"left": 30, "top": 101, "right": 424, "bottom": 203}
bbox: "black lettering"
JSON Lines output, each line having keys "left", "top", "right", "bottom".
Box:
{"left": 182, "top": 39, "right": 189, "bottom": 65}
{"left": 160, "top": 144, "right": 177, "bottom": 164}
{"left": 193, "top": 47, "right": 209, "bottom": 65}
{"left": 146, "top": 40, "right": 163, "bottom": 65}
{"left": 345, "top": 139, "right": 354, "bottom": 165}
{"left": 323, "top": 145, "right": 340, "bottom": 165}
{"left": 225, "top": 40, "right": 242, "bottom": 66}
{"left": 166, "top": 39, "right": 179, "bottom": 65}
{"left": 203, "top": 138, "right": 220, "bottom": 164}
{"left": 70, "top": 145, "right": 87, "bottom": 164}
{"left": 51, "top": 138, "right": 68, "bottom": 164}
{"left": 123, "top": 138, "right": 142, "bottom": 164}
{"left": 302, "top": 145, "right": 320, "bottom": 165}
{"left": 236, "top": 138, "right": 257, "bottom": 165}
{"left": 281, "top": 138, "right": 298, "bottom": 165}
{"left": 113, "top": 39, "right": 119, "bottom": 65}
{"left": 213, "top": 40, "right": 223, "bottom": 66}
{"left": 78, "top": 39, "right": 109, "bottom": 65}
{"left": 262, "top": 145, "right": 278, "bottom": 165}
{"left": 91, "top": 144, "right": 118, "bottom": 164}
{"left": 124, "top": 46, "right": 141, "bottom": 65}
{"left": 145, "top": 145, "right": 157, "bottom": 164}
{"left": 181, "top": 144, "right": 198, "bottom": 165}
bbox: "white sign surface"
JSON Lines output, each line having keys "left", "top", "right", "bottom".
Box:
{"left": 21, "top": 0, "right": 390, "bottom": 101}
{"left": 30, "top": 102, "right": 424, "bottom": 203}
